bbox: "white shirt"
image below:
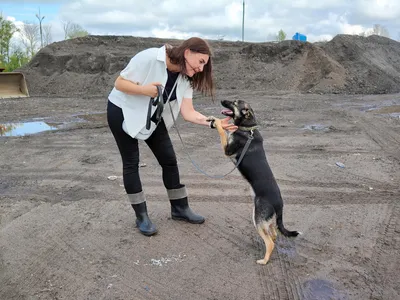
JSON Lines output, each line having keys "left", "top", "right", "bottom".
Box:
{"left": 108, "top": 45, "right": 193, "bottom": 140}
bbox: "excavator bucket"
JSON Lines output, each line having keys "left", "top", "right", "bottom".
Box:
{"left": 0, "top": 72, "right": 30, "bottom": 99}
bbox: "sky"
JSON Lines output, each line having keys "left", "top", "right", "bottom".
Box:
{"left": 1, "top": 0, "right": 400, "bottom": 45}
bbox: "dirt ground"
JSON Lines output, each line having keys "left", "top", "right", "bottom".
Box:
{"left": 1, "top": 36, "right": 400, "bottom": 300}
{"left": 1, "top": 90, "right": 399, "bottom": 300}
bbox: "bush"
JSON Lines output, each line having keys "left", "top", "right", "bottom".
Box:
{"left": 3, "top": 50, "right": 30, "bottom": 72}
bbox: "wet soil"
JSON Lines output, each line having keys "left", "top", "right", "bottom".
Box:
{"left": 1, "top": 90, "right": 399, "bottom": 300}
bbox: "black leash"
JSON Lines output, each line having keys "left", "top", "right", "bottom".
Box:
{"left": 146, "top": 85, "right": 164, "bottom": 130}
{"left": 145, "top": 81, "right": 254, "bottom": 179}
{"left": 167, "top": 98, "right": 254, "bottom": 179}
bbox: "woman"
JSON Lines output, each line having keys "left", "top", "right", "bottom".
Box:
{"left": 107, "top": 37, "right": 236, "bottom": 236}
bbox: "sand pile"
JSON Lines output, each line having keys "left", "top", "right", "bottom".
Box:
{"left": 18, "top": 34, "right": 400, "bottom": 97}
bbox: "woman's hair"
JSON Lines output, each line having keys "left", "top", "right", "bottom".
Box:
{"left": 166, "top": 37, "right": 215, "bottom": 99}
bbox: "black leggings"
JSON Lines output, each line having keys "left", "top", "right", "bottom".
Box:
{"left": 107, "top": 100, "right": 183, "bottom": 194}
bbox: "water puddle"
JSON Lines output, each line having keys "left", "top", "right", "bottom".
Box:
{"left": 302, "top": 124, "right": 335, "bottom": 132}
{"left": 0, "top": 112, "right": 106, "bottom": 137}
{"left": 361, "top": 104, "right": 400, "bottom": 118}
{"left": 301, "top": 279, "right": 348, "bottom": 300}
{"left": 0, "top": 121, "right": 58, "bottom": 137}
{"left": 276, "top": 237, "right": 297, "bottom": 257}
{"left": 367, "top": 104, "right": 400, "bottom": 118}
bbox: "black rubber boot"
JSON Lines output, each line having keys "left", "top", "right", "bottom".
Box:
{"left": 170, "top": 197, "right": 205, "bottom": 224}
{"left": 131, "top": 202, "right": 158, "bottom": 236}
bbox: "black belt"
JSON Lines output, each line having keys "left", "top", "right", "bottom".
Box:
{"left": 146, "top": 85, "right": 163, "bottom": 130}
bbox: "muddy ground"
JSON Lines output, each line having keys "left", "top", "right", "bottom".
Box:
{"left": 1, "top": 89, "right": 399, "bottom": 300}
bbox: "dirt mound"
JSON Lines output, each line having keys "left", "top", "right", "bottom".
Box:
{"left": 322, "top": 34, "right": 400, "bottom": 94}
{"left": 216, "top": 41, "right": 346, "bottom": 94}
{"left": 18, "top": 34, "right": 400, "bottom": 97}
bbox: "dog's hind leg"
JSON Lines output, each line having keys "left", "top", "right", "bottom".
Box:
{"left": 270, "top": 223, "right": 278, "bottom": 242}
{"left": 213, "top": 119, "right": 228, "bottom": 151}
{"left": 256, "top": 224, "right": 275, "bottom": 265}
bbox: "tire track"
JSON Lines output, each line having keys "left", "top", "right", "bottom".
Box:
{"left": 369, "top": 202, "right": 400, "bottom": 299}
{"left": 255, "top": 237, "right": 280, "bottom": 300}
{"left": 0, "top": 202, "right": 169, "bottom": 300}
{"left": 256, "top": 236, "right": 302, "bottom": 300}
{"left": 348, "top": 110, "right": 400, "bottom": 161}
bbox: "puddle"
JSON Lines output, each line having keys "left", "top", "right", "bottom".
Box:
{"left": 0, "top": 121, "right": 58, "bottom": 137}
{"left": 301, "top": 279, "right": 348, "bottom": 300}
{"left": 302, "top": 124, "right": 335, "bottom": 132}
{"left": 368, "top": 105, "right": 400, "bottom": 118}
{"left": 276, "top": 237, "right": 297, "bottom": 257}
{"left": 363, "top": 104, "right": 400, "bottom": 118}
{"left": 0, "top": 112, "right": 106, "bottom": 137}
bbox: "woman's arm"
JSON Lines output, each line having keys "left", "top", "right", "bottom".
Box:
{"left": 180, "top": 98, "right": 237, "bottom": 131}
{"left": 180, "top": 98, "right": 210, "bottom": 126}
{"left": 115, "top": 76, "right": 161, "bottom": 98}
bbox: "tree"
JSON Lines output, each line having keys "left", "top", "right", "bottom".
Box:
{"left": 63, "top": 21, "right": 71, "bottom": 39}
{"left": 372, "top": 24, "right": 390, "bottom": 38}
{"left": 63, "top": 22, "right": 89, "bottom": 39}
{"left": 277, "top": 29, "right": 286, "bottom": 42}
{"left": 20, "top": 22, "right": 40, "bottom": 58}
{"left": 5, "top": 47, "right": 30, "bottom": 71}
{"left": 42, "top": 24, "right": 52, "bottom": 46}
{"left": 359, "top": 24, "right": 390, "bottom": 38}
{"left": 0, "top": 14, "right": 18, "bottom": 65}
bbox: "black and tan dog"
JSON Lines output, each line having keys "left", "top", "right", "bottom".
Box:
{"left": 212, "top": 100, "right": 300, "bottom": 265}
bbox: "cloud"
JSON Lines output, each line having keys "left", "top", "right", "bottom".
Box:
{"left": 359, "top": 0, "right": 400, "bottom": 20}
{"left": 2, "top": 0, "right": 400, "bottom": 44}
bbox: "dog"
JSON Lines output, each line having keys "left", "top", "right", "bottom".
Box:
{"left": 212, "top": 100, "right": 300, "bottom": 265}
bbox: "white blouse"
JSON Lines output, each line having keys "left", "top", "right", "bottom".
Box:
{"left": 108, "top": 45, "right": 193, "bottom": 140}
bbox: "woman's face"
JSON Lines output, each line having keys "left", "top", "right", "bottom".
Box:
{"left": 184, "top": 49, "right": 209, "bottom": 77}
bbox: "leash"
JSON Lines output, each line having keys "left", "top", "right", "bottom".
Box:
{"left": 165, "top": 90, "right": 254, "bottom": 179}
{"left": 146, "top": 85, "right": 163, "bottom": 130}
{"left": 146, "top": 80, "right": 254, "bottom": 179}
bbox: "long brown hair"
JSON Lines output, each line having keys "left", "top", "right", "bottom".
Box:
{"left": 166, "top": 37, "right": 215, "bottom": 99}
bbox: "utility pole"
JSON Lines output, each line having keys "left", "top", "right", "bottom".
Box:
{"left": 36, "top": 8, "right": 45, "bottom": 48}
{"left": 242, "top": 0, "right": 245, "bottom": 42}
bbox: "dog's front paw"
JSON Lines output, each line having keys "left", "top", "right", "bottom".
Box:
{"left": 256, "top": 259, "right": 269, "bottom": 265}
{"left": 206, "top": 116, "right": 217, "bottom": 122}
{"left": 206, "top": 116, "right": 219, "bottom": 129}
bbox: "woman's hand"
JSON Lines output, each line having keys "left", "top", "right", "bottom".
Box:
{"left": 141, "top": 82, "right": 162, "bottom": 98}
{"left": 221, "top": 117, "right": 237, "bottom": 132}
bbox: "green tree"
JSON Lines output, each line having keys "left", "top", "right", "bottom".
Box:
{"left": 0, "top": 14, "right": 18, "bottom": 66}
{"left": 5, "top": 47, "right": 30, "bottom": 71}
{"left": 277, "top": 29, "right": 287, "bottom": 42}
{"left": 65, "top": 23, "right": 89, "bottom": 39}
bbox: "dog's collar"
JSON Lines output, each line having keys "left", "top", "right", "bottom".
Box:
{"left": 238, "top": 125, "right": 258, "bottom": 132}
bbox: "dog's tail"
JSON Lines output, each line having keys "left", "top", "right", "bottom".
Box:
{"left": 276, "top": 211, "right": 300, "bottom": 237}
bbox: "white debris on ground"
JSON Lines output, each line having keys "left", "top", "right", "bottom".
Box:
{"left": 148, "top": 254, "right": 186, "bottom": 267}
